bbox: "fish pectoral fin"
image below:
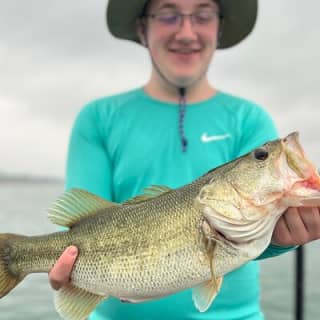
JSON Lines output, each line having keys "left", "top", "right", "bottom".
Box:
{"left": 194, "top": 219, "right": 223, "bottom": 314}
{"left": 48, "top": 189, "right": 118, "bottom": 227}
{"left": 192, "top": 277, "right": 223, "bottom": 312}
{"left": 54, "top": 284, "right": 106, "bottom": 320}
{"left": 123, "top": 185, "right": 173, "bottom": 205}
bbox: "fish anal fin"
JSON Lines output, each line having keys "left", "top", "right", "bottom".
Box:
{"left": 54, "top": 284, "right": 106, "bottom": 320}
{"left": 123, "top": 185, "right": 172, "bottom": 205}
{"left": 48, "top": 189, "right": 118, "bottom": 227}
{"left": 192, "top": 277, "right": 223, "bottom": 312}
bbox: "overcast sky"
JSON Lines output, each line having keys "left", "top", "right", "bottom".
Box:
{"left": 1, "top": 0, "right": 319, "bottom": 178}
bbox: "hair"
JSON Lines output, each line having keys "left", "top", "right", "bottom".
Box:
{"left": 139, "top": 0, "right": 151, "bottom": 18}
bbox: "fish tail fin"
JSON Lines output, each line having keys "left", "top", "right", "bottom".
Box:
{"left": 0, "top": 233, "right": 25, "bottom": 298}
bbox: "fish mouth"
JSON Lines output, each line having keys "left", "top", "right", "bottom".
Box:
{"left": 283, "top": 132, "right": 320, "bottom": 186}
{"left": 282, "top": 132, "right": 320, "bottom": 206}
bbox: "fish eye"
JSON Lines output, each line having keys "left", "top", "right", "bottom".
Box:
{"left": 254, "top": 148, "right": 269, "bottom": 161}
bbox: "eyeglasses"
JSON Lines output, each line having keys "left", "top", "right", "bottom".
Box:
{"left": 144, "top": 10, "right": 221, "bottom": 31}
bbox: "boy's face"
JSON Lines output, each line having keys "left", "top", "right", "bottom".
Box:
{"left": 139, "top": 0, "right": 220, "bottom": 88}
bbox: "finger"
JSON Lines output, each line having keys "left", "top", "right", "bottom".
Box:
{"left": 283, "top": 208, "right": 309, "bottom": 244}
{"left": 297, "top": 207, "right": 320, "bottom": 240}
{"left": 49, "top": 245, "right": 78, "bottom": 290}
{"left": 272, "top": 215, "right": 293, "bottom": 246}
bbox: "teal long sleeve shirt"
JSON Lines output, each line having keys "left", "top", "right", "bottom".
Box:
{"left": 65, "top": 88, "right": 293, "bottom": 320}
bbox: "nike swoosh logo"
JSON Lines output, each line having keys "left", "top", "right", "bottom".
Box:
{"left": 201, "top": 133, "right": 231, "bottom": 143}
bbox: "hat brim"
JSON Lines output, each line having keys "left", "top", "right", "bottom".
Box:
{"left": 106, "top": 0, "right": 257, "bottom": 49}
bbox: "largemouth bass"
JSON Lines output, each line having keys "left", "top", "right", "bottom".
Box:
{"left": 1, "top": 132, "right": 320, "bottom": 320}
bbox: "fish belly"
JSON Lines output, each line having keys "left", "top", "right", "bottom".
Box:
{"left": 70, "top": 242, "right": 211, "bottom": 300}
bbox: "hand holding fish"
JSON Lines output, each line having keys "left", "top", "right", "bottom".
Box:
{"left": 271, "top": 206, "right": 320, "bottom": 246}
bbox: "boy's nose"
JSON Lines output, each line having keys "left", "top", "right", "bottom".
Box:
{"left": 174, "top": 16, "right": 198, "bottom": 41}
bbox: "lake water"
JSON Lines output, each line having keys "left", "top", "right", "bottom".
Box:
{"left": 0, "top": 182, "right": 319, "bottom": 319}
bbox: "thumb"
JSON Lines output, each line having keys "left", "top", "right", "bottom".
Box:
{"left": 49, "top": 245, "right": 78, "bottom": 290}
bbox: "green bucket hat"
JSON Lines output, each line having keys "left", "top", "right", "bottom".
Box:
{"left": 106, "top": 0, "right": 258, "bottom": 49}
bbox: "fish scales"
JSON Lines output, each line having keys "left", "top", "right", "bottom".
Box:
{"left": 6, "top": 173, "right": 214, "bottom": 299}
{"left": 67, "top": 175, "right": 214, "bottom": 297}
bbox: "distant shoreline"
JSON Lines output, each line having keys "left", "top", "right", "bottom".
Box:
{"left": 0, "top": 174, "right": 63, "bottom": 184}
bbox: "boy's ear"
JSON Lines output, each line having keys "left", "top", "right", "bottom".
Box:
{"left": 136, "top": 20, "right": 148, "bottom": 47}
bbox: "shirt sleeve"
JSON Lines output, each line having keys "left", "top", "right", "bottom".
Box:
{"left": 65, "top": 102, "right": 113, "bottom": 201}
{"left": 257, "top": 244, "right": 297, "bottom": 260}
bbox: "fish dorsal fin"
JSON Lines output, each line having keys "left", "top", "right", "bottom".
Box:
{"left": 123, "top": 185, "right": 172, "bottom": 205}
{"left": 54, "top": 283, "right": 106, "bottom": 320}
{"left": 192, "top": 277, "right": 223, "bottom": 312}
{"left": 48, "top": 188, "right": 118, "bottom": 227}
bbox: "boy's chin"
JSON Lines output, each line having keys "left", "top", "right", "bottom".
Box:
{"left": 169, "top": 75, "right": 198, "bottom": 89}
